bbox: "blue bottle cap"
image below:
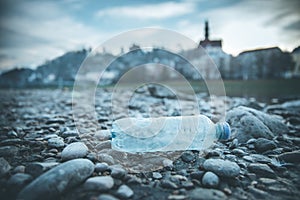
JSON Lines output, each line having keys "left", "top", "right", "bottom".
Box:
{"left": 217, "top": 122, "right": 231, "bottom": 140}
{"left": 221, "top": 122, "right": 231, "bottom": 140}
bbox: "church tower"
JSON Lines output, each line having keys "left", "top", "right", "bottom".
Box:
{"left": 199, "top": 20, "right": 222, "bottom": 49}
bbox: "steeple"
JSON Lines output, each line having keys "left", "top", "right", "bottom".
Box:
{"left": 205, "top": 20, "right": 209, "bottom": 40}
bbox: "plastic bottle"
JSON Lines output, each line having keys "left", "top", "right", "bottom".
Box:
{"left": 111, "top": 115, "right": 230, "bottom": 153}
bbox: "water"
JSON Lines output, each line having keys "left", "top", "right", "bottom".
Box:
{"left": 111, "top": 115, "right": 230, "bottom": 153}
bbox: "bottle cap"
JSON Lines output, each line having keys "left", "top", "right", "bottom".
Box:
{"left": 217, "top": 122, "right": 231, "bottom": 140}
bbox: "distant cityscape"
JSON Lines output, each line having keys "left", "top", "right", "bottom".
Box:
{"left": 0, "top": 21, "right": 299, "bottom": 88}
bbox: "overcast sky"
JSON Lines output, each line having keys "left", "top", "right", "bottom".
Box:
{"left": 0, "top": 0, "right": 299, "bottom": 71}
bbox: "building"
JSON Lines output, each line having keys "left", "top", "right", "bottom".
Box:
{"left": 194, "top": 21, "right": 231, "bottom": 79}
{"left": 292, "top": 46, "right": 300, "bottom": 77}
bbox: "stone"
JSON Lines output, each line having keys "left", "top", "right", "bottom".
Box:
{"left": 61, "top": 142, "right": 89, "bottom": 161}
{"left": 247, "top": 185, "right": 270, "bottom": 199}
{"left": 152, "top": 172, "right": 163, "bottom": 179}
{"left": 181, "top": 151, "right": 195, "bottom": 163}
{"left": 46, "top": 118, "right": 65, "bottom": 124}
{"left": 254, "top": 138, "right": 277, "bottom": 153}
{"left": 47, "top": 137, "right": 65, "bottom": 148}
{"left": 168, "top": 195, "right": 188, "bottom": 200}
{"left": 110, "top": 166, "right": 127, "bottom": 179}
{"left": 116, "top": 184, "right": 134, "bottom": 199}
{"left": 202, "top": 172, "right": 219, "bottom": 188}
{"left": 7, "top": 173, "right": 33, "bottom": 191}
{"left": 163, "top": 159, "right": 174, "bottom": 169}
{"left": 277, "top": 150, "right": 300, "bottom": 164}
{"left": 60, "top": 130, "right": 79, "bottom": 138}
{"left": 148, "top": 84, "right": 176, "bottom": 99}
{"left": 0, "top": 157, "right": 11, "bottom": 177}
{"left": 13, "top": 165, "right": 25, "bottom": 174}
{"left": 190, "top": 171, "right": 205, "bottom": 180}
{"left": 226, "top": 106, "right": 288, "bottom": 142}
{"left": 84, "top": 176, "right": 114, "bottom": 191}
{"left": 203, "top": 159, "right": 240, "bottom": 178}
{"left": 95, "top": 162, "right": 109, "bottom": 173}
{"left": 98, "top": 194, "right": 120, "bottom": 200}
{"left": 98, "top": 153, "right": 115, "bottom": 165}
{"left": 0, "top": 146, "right": 19, "bottom": 157}
{"left": 17, "top": 159, "right": 94, "bottom": 200}
{"left": 248, "top": 163, "right": 276, "bottom": 178}
{"left": 25, "top": 162, "right": 59, "bottom": 178}
{"left": 161, "top": 180, "right": 178, "bottom": 189}
{"left": 189, "top": 188, "right": 226, "bottom": 200}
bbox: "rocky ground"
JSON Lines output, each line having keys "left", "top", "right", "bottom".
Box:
{"left": 0, "top": 86, "right": 300, "bottom": 200}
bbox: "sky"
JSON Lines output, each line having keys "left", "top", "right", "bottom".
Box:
{"left": 0, "top": 0, "right": 300, "bottom": 71}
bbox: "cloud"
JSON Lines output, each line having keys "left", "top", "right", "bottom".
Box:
{"left": 95, "top": 1, "right": 194, "bottom": 20}
{"left": 0, "top": 0, "right": 106, "bottom": 70}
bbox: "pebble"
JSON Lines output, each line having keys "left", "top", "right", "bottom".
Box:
{"left": 152, "top": 172, "right": 163, "bottom": 179}
{"left": 163, "top": 159, "right": 174, "bottom": 169}
{"left": 168, "top": 194, "right": 188, "bottom": 200}
{"left": 98, "top": 153, "right": 115, "bottom": 165}
{"left": 25, "top": 162, "right": 59, "bottom": 177}
{"left": 161, "top": 180, "right": 178, "bottom": 189}
{"left": 95, "top": 162, "right": 109, "bottom": 173}
{"left": 84, "top": 176, "right": 114, "bottom": 191}
{"left": 202, "top": 172, "right": 219, "bottom": 188}
{"left": 46, "top": 118, "right": 65, "bottom": 124}
{"left": 226, "top": 106, "right": 288, "bottom": 142}
{"left": 248, "top": 163, "right": 276, "bottom": 178}
{"left": 277, "top": 150, "right": 300, "bottom": 164}
{"left": 116, "top": 184, "right": 134, "bottom": 199}
{"left": 60, "top": 130, "right": 79, "bottom": 138}
{"left": 13, "top": 165, "right": 25, "bottom": 174}
{"left": 203, "top": 159, "right": 240, "bottom": 178}
{"left": 98, "top": 194, "right": 120, "bottom": 200}
{"left": 110, "top": 166, "right": 127, "bottom": 179}
{"left": 0, "top": 157, "right": 11, "bottom": 177}
{"left": 190, "top": 171, "right": 205, "bottom": 180}
{"left": 181, "top": 151, "right": 195, "bottom": 163}
{"left": 47, "top": 137, "right": 65, "bottom": 148}
{"left": 189, "top": 188, "right": 226, "bottom": 200}
{"left": 17, "top": 159, "right": 94, "bottom": 200}
{"left": 0, "top": 146, "right": 19, "bottom": 157}
{"left": 61, "top": 142, "right": 89, "bottom": 161}
{"left": 7, "top": 173, "right": 33, "bottom": 191}
{"left": 254, "top": 138, "right": 277, "bottom": 153}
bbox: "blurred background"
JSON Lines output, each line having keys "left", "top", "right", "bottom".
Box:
{"left": 0, "top": 0, "right": 299, "bottom": 101}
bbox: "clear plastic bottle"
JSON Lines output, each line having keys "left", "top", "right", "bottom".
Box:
{"left": 111, "top": 115, "right": 230, "bottom": 153}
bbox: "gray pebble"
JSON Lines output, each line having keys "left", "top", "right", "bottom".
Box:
{"left": 254, "top": 138, "right": 277, "bottom": 153}
{"left": 7, "top": 173, "right": 33, "bottom": 191}
{"left": 61, "top": 142, "right": 89, "bottom": 161}
{"left": 47, "top": 137, "right": 65, "bottom": 148}
{"left": 202, "top": 172, "right": 219, "bottom": 188}
{"left": 152, "top": 172, "right": 163, "bottom": 179}
{"left": 18, "top": 159, "right": 94, "bottom": 200}
{"left": 84, "top": 176, "right": 114, "bottom": 191}
{"left": 98, "top": 194, "right": 120, "bottom": 200}
{"left": 189, "top": 188, "right": 226, "bottom": 200}
{"left": 98, "top": 153, "right": 115, "bottom": 165}
{"left": 110, "top": 167, "right": 127, "bottom": 179}
{"left": 116, "top": 184, "right": 134, "bottom": 199}
{"left": 161, "top": 180, "right": 178, "bottom": 189}
{"left": 203, "top": 159, "right": 240, "bottom": 178}
{"left": 181, "top": 151, "right": 195, "bottom": 163}
{"left": 277, "top": 150, "right": 300, "bottom": 164}
{"left": 25, "top": 162, "right": 59, "bottom": 178}
{"left": 95, "top": 162, "right": 109, "bottom": 173}
{"left": 248, "top": 163, "right": 276, "bottom": 178}
{"left": 61, "top": 130, "right": 79, "bottom": 138}
{"left": 0, "top": 157, "right": 11, "bottom": 177}
{"left": 0, "top": 146, "right": 19, "bottom": 157}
